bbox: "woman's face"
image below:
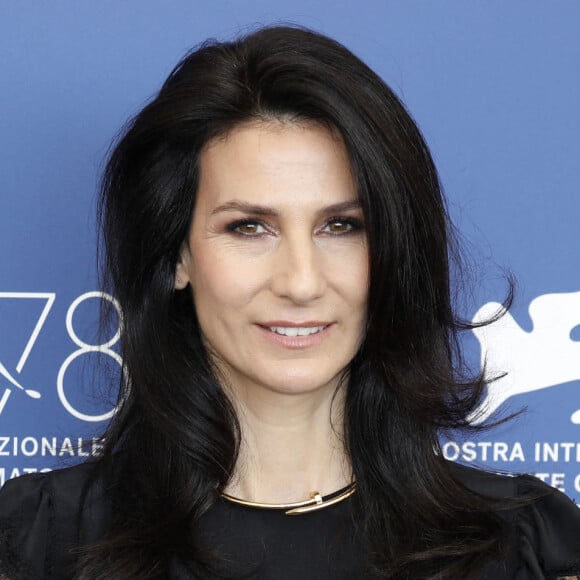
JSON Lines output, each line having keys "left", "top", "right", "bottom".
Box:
{"left": 176, "top": 121, "right": 368, "bottom": 400}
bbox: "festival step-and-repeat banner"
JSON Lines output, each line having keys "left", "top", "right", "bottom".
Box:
{"left": 1, "top": 2, "right": 579, "bottom": 502}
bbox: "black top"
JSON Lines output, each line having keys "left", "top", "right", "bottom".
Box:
{"left": 0, "top": 461, "right": 579, "bottom": 579}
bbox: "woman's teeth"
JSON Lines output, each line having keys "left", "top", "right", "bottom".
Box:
{"left": 269, "top": 326, "right": 326, "bottom": 337}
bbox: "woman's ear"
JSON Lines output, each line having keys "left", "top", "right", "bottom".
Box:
{"left": 174, "top": 246, "right": 191, "bottom": 290}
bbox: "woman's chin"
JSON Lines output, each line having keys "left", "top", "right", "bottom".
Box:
{"left": 244, "top": 367, "right": 347, "bottom": 398}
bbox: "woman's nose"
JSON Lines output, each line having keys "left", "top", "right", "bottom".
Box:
{"left": 270, "top": 234, "right": 326, "bottom": 304}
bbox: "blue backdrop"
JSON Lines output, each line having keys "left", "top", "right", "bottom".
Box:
{"left": 1, "top": 1, "right": 579, "bottom": 502}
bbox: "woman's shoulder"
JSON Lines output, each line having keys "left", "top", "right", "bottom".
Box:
{"left": 448, "top": 459, "right": 579, "bottom": 506}
{"left": 0, "top": 460, "right": 102, "bottom": 522}
{"left": 0, "top": 461, "right": 107, "bottom": 579}
{"left": 449, "top": 461, "right": 580, "bottom": 578}
{"left": 2, "top": 459, "right": 96, "bottom": 493}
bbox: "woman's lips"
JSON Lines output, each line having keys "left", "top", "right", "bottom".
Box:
{"left": 256, "top": 322, "right": 334, "bottom": 349}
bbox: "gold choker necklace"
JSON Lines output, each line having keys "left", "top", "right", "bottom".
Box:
{"left": 221, "top": 483, "right": 356, "bottom": 516}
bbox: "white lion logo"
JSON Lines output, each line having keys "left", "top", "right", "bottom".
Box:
{"left": 470, "top": 291, "right": 580, "bottom": 425}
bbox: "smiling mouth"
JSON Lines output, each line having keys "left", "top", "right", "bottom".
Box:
{"left": 268, "top": 325, "right": 326, "bottom": 337}
{"left": 256, "top": 322, "right": 333, "bottom": 349}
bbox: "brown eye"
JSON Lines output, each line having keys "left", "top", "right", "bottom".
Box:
{"left": 238, "top": 223, "right": 259, "bottom": 234}
{"left": 227, "top": 220, "right": 267, "bottom": 236}
{"left": 327, "top": 220, "right": 351, "bottom": 233}
{"left": 323, "top": 218, "right": 362, "bottom": 235}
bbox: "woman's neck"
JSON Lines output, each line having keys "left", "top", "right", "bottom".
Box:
{"left": 223, "top": 383, "right": 351, "bottom": 504}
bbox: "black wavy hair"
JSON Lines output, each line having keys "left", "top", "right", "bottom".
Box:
{"left": 82, "top": 25, "right": 512, "bottom": 579}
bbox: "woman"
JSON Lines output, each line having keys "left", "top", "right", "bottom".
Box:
{"left": 0, "top": 25, "right": 579, "bottom": 580}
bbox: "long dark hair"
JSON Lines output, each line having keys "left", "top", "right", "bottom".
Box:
{"left": 84, "top": 25, "right": 510, "bottom": 579}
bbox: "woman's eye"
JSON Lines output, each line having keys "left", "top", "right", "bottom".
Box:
{"left": 323, "top": 218, "right": 362, "bottom": 235}
{"left": 228, "top": 221, "right": 266, "bottom": 236}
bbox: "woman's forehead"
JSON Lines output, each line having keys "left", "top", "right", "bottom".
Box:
{"left": 195, "top": 121, "right": 358, "bottom": 214}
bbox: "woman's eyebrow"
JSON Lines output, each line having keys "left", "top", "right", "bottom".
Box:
{"left": 318, "top": 200, "right": 362, "bottom": 215}
{"left": 210, "top": 200, "right": 362, "bottom": 217}
{"left": 211, "top": 201, "right": 279, "bottom": 216}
